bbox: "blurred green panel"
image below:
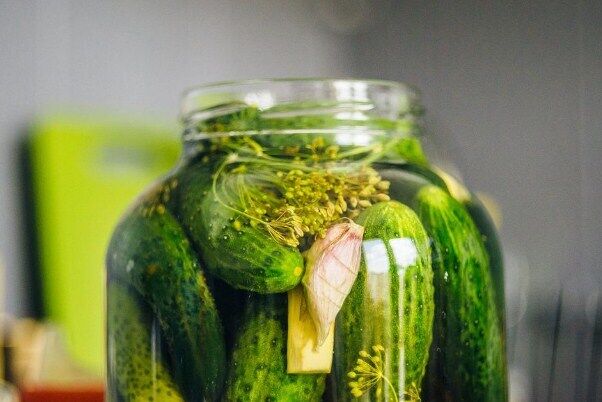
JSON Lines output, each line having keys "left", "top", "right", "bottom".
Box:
{"left": 29, "top": 113, "right": 180, "bottom": 375}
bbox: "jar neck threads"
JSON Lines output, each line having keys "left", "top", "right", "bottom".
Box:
{"left": 180, "top": 79, "right": 423, "bottom": 142}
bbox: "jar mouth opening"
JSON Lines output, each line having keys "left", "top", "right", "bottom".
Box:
{"left": 180, "top": 78, "right": 418, "bottom": 118}
{"left": 180, "top": 78, "right": 422, "bottom": 141}
{"left": 181, "top": 77, "right": 416, "bottom": 99}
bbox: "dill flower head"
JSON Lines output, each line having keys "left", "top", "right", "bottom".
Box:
{"left": 346, "top": 345, "right": 421, "bottom": 401}
{"left": 347, "top": 345, "right": 389, "bottom": 399}
{"left": 211, "top": 136, "right": 391, "bottom": 247}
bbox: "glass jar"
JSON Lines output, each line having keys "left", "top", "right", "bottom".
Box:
{"left": 106, "top": 79, "right": 507, "bottom": 401}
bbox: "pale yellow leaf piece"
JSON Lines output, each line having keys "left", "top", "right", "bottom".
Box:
{"left": 287, "top": 286, "right": 334, "bottom": 373}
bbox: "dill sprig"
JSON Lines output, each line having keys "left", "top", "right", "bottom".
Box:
{"left": 210, "top": 136, "right": 391, "bottom": 247}
{"left": 347, "top": 345, "right": 421, "bottom": 401}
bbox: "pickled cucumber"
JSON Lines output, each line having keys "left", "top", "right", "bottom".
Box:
{"left": 416, "top": 185, "right": 507, "bottom": 401}
{"left": 107, "top": 283, "right": 184, "bottom": 402}
{"left": 107, "top": 188, "right": 226, "bottom": 402}
{"left": 334, "top": 201, "right": 434, "bottom": 401}
{"left": 172, "top": 162, "right": 305, "bottom": 293}
{"left": 224, "top": 294, "right": 326, "bottom": 401}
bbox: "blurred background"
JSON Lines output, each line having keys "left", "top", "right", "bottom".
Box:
{"left": 0, "top": 1, "right": 600, "bottom": 401}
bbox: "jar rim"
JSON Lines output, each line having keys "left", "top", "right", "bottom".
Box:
{"left": 180, "top": 78, "right": 420, "bottom": 124}
{"left": 181, "top": 77, "right": 416, "bottom": 97}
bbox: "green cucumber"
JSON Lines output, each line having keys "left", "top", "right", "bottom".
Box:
{"left": 224, "top": 294, "right": 326, "bottom": 401}
{"left": 107, "top": 283, "right": 184, "bottom": 402}
{"left": 464, "top": 195, "right": 506, "bottom": 326}
{"left": 173, "top": 162, "right": 304, "bottom": 293}
{"left": 415, "top": 186, "right": 507, "bottom": 401}
{"left": 334, "top": 201, "right": 434, "bottom": 401}
{"left": 383, "top": 163, "right": 506, "bottom": 325}
{"left": 107, "top": 188, "right": 226, "bottom": 402}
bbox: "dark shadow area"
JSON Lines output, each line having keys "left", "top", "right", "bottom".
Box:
{"left": 17, "top": 128, "right": 45, "bottom": 319}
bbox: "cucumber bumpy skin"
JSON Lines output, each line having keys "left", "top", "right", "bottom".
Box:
{"left": 224, "top": 294, "right": 326, "bottom": 402}
{"left": 107, "top": 283, "right": 184, "bottom": 402}
{"left": 382, "top": 163, "right": 506, "bottom": 325}
{"left": 416, "top": 186, "right": 507, "bottom": 401}
{"left": 464, "top": 195, "right": 506, "bottom": 328}
{"left": 334, "top": 201, "right": 434, "bottom": 401}
{"left": 107, "top": 187, "right": 226, "bottom": 402}
{"left": 173, "top": 162, "right": 305, "bottom": 293}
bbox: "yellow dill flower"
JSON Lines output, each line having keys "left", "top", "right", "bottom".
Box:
{"left": 346, "top": 345, "right": 421, "bottom": 401}
{"left": 210, "top": 138, "right": 391, "bottom": 247}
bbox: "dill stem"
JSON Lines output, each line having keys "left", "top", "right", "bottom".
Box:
{"left": 233, "top": 156, "right": 315, "bottom": 172}
{"left": 211, "top": 156, "right": 268, "bottom": 226}
{"left": 334, "top": 144, "right": 379, "bottom": 159}
{"left": 382, "top": 375, "right": 399, "bottom": 402}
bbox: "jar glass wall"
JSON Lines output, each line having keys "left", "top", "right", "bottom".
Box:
{"left": 106, "top": 79, "right": 507, "bottom": 401}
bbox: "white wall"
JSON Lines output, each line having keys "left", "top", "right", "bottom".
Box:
{"left": 352, "top": 0, "right": 602, "bottom": 295}
{"left": 350, "top": 2, "right": 601, "bottom": 399}
{"left": 0, "top": 0, "right": 355, "bottom": 316}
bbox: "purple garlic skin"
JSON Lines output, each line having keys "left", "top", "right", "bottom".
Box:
{"left": 302, "top": 221, "right": 364, "bottom": 345}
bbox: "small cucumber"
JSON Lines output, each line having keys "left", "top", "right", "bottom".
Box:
{"left": 334, "top": 201, "right": 434, "bottom": 401}
{"left": 173, "top": 162, "right": 304, "bottom": 293}
{"left": 224, "top": 294, "right": 326, "bottom": 401}
{"left": 107, "top": 186, "right": 226, "bottom": 402}
{"left": 415, "top": 186, "right": 507, "bottom": 401}
{"left": 107, "top": 283, "right": 184, "bottom": 402}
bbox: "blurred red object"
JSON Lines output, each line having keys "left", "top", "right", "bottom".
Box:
{"left": 19, "top": 385, "right": 103, "bottom": 402}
